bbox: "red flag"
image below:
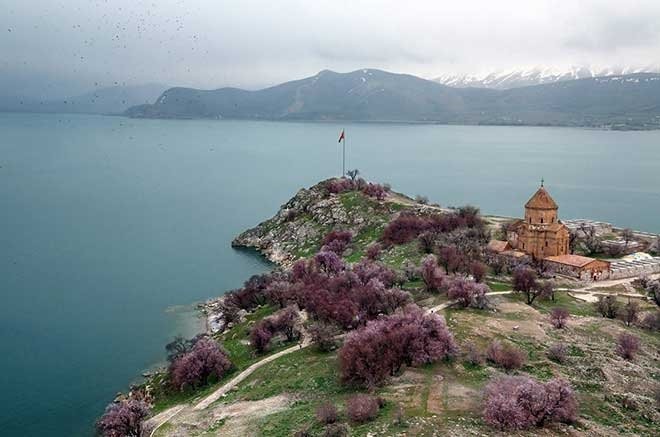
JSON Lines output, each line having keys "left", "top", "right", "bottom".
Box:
{"left": 338, "top": 129, "right": 345, "bottom": 143}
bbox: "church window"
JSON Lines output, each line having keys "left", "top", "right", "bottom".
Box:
{"left": 541, "top": 217, "right": 544, "bottom": 223}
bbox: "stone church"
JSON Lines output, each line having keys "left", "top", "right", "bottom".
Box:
{"left": 508, "top": 184, "right": 570, "bottom": 259}
{"left": 488, "top": 183, "right": 611, "bottom": 281}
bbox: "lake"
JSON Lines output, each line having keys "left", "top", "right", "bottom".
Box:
{"left": 1, "top": 113, "right": 659, "bottom": 436}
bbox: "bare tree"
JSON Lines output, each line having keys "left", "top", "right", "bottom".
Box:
{"left": 346, "top": 169, "right": 359, "bottom": 181}
{"left": 578, "top": 224, "right": 602, "bottom": 255}
{"left": 568, "top": 230, "right": 579, "bottom": 254}
{"left": 621, "top": 228, "right": 634, "bottom": 248}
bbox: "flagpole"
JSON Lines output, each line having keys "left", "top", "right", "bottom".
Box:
{"left": 342, "top": 131, "right": 346, "bottom": 177}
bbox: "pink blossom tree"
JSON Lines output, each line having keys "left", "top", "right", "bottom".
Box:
{"left": 420, "top": 255, "right": 444, "bottom": 292}
{"left": 322, "top": 230, "right": 353, "bottom": 255}
{"left": 339, "top": 305, "right": 457, "bottom": 388}
{"left": 483, "top": 376, "right": 577, "bottom": 430}
{"left": 96, "top": 400, "right": 150, "bottom": 437}
{"left": 346, "top": 394, "right": 380, "bottom": 423}
{"left": 549, "top": 307, "right": 569, "bottom": 329}
{"left": 169, "top": 337, "right": 233, "bottom": 391}
{"left": 447, "top": 276, "right": 490, "bottom": 309}
{"left": 486, "top": 340, "right": 527, "bottom": 371}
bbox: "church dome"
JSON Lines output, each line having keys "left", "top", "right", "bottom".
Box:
{"left": 525, "top": 186, "right": 558, "bottom": 210}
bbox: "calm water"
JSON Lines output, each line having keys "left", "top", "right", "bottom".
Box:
{"left": 1, "top": 113, "right": 659, "bottom": 436}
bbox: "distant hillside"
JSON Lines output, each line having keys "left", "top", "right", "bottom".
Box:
{"left": 1, "top": 83, "right": 167, "bottom": 115}
{"left": 434, "top": 65, "right": 660, "bottom": 89}
{"left": 125, "top": 69, "right": 660, "bottom": 129}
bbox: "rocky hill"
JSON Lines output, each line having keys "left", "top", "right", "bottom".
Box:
{"left": 232, "top": 179, "right": 433, "bottom": 266}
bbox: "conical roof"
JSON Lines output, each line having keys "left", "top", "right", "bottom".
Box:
{"left": 525, "top": 186, "right": 558, "bottom": 210}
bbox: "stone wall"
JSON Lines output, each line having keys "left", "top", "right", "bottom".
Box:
{"left": 563, "top": 219, "right": 613, "bottom": 237}
{"left": 545, "top": 260, "right": 611, "bottom": 281}
{"left": 609, "top": 257, "right": 660, "bottom": 280}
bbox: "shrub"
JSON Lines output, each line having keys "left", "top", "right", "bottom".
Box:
{"left": 346, "top": 394, "right": 380, "bottom": 423}
{"left": 547, "top": 343, "right": 568, "bottom": 364}
{"left": 616, "top": 333, "right": 640, "bottom": 360}
{"left": 339, "top": 305, "right": 457, "bottom": 388}
{"left": 250, "top": 324, "right": 274, "bottom": 353}
{"left": 362, "top": 182, "right": 387, "bottom": 200}
{"left": 322, "top": 230, "right": 353, "bottom": 255}
{"left": 483, "top": 376, "right": 577, "bottom": 430}
{"left": 470, "top": 261, "right": 488, "bottom": 283}
{"left": 316, "top": 402, "right": 338, "bottom": 424}
{"left": 595, "top": 295, "right": 619, "bottom": 318}
{"left": 420, "top": 255, "right": 444, "bottom": 292}
{"left": 463, "top": 342, "right": 484, "bottom": 366}
{"left": 640, "top": 311, "right": 660, "bottom": 331}
{"left": 265, "top": 280, "right": 295, "bottom": 308}
{"left": 309, "top": 322, "right": 339, "bottom": 352}
{"left": 365, "top": 243, "right": 382, "bottom": 260}
{"left": 620, "top": 300, "right": 640, "bottom": 327}
{"left": 436, "top": 245, "right": 464, "bottom": 274}
{"left": 549, "top": 307, "right": 569, "bottom": 329}
{"left": 322, "top": 423, "right": 350, "bottom": 437}
{"left": 169, "top": 337, "right": 233, "bottom": 391}
{"left": 486, "top": 340, "right": 526, "bottom": 371}
{"left": 314, "top": 251, "right": 346, "bottom": 275}
{"left": 418, "top": 231, "right": 436, "bottom": 254}
{"left": 326, "top": 178, "right": 355, "bottom": 194}
{"left": 447, "top": 276, "right": 490, "bottom": 309}
{"left": 382, "top": 214, "right": 433, "bottom": 245}
{"left": 273, "top": 306, "right": 301, "bottom": 341}
{"left": 225, "top": 273, "right": 274, "bottom": 310}
{"left": 646, "top": 280, "right": 660, "bottom": 306}
{"left": 250, "top": 306, "right": 300, "bottom": 352}
{"left": 96, "top": 399, "right": 150, "bottom": 437}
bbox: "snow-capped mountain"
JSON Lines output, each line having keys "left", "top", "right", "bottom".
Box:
{"left": 434, "top": 66, "right": 660, "bottom": 89}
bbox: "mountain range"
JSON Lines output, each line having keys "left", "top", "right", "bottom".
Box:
{"left": 126, "top": 69, "right": 660, "bottom": 129}
{"left": 434, "top": 65, "right": 660, "bottom": 89}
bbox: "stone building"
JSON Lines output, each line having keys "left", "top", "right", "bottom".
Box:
{"left": 544, "top": 255, "right": 611, "bottom": 281}
{"left": 508, "top": 185, "right": 570, "bottom": 260}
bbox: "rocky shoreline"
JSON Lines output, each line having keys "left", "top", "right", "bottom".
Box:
{"left": 197, "top": 296, "right": 249, "bottom": 335}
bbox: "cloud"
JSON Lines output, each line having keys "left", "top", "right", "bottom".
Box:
{"left": 1, "top": 0, "right": 659, "bottom": 98}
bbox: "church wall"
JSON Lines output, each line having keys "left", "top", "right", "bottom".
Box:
{"left": 517, "top": 227, "right": 569, "bottom": 259}
{"left": 524, "top": 208, "right": 558, "bottom": 225}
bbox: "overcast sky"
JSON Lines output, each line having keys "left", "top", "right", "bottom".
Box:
{"left": 2, "top": 0, "right": 660, "bottom": 98}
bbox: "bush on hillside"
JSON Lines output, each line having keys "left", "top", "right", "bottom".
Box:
{"left": 339, "top": 305, "right": 457, "bottom": 388}
{"left": 483, "top": 376, "right": 577, "bottom": 430}
{"left": 486, "top": 340, "right": 526, "bottom": 371}
{"left": 346, "top": 394, "right": 380, "bottom": 423}
{"left": 169, "top": 337, "right": 233, "bottom": 391}
{"left": 96, "top": 399, "right": 150, "bottom": 437}
{"left": 616, "top": 333, "right": 640, "bottom": 360}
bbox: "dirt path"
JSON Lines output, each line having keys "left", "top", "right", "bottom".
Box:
{"left": 147, "top": 289, "right": 515, "bottom": 436}
{"left": 562, "top": 273, "right": 658, "bottom": 303}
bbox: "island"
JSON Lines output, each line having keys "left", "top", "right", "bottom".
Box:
{"left": 97, "top": 177, "right": 660, "bottom": 437}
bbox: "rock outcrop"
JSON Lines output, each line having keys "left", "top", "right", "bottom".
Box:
{"left": 232, "top": 179, "right": 419, "bottom": 266}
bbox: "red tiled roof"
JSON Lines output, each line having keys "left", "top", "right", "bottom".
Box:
{"left": 525, "top": 187, "right": 558, "bottom": 210}
{"left": 487, "top": 240, "right": 511, "bottom": 253}
{"left": 544, "top": 254, "right": 602, "bottom": 268}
